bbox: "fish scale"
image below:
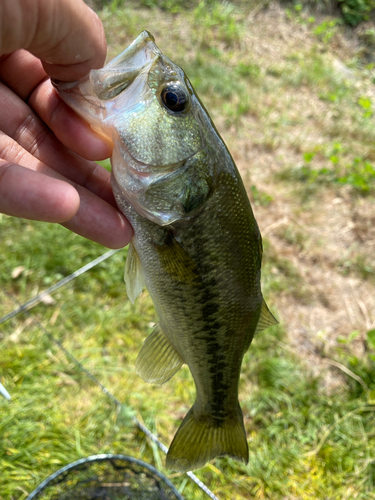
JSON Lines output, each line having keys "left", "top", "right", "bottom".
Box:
{"left": 55, "top": 30, "right": 277, "bottom": 473}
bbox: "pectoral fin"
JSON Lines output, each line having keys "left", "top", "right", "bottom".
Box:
{"left": 155, "top": 231, "right": 198, "bottom": 284}
{"left": 255, "top": 299, "right": 278, "bottom": 335}
{"left": 135, "top": 323, "right": 184, "bottom": 384}
{"left": 124, "top": 242, "right": 145, "bottom": 304}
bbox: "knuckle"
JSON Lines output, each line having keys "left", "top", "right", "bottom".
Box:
{"left": 0, "top": 132, "right": 27, "bottom": 165}
{"left": 11, "top": 111, "right": 50, "bottom": 159}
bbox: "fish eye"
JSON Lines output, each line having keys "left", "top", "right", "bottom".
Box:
{"left": 161, "top": 84, "right": 188, "bottom": 112}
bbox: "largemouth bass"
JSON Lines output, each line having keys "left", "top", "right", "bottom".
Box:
{"left": 55, "top": 31, "right": 277, "bottom": 472}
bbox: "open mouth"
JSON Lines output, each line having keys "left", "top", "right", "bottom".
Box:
{"left": 53, "top": 31, "right": 160, "bottom": 101}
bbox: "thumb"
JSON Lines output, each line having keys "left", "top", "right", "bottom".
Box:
{"left": 0, "top": 0, "right": 106, "bottom": 81}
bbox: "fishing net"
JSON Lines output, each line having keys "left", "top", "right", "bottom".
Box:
{"left": 27, "top": 454, "right": 185, "bottom": 500}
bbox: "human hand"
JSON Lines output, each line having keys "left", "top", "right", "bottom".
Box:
{"left": 0, "top": 0, "right": 133, "bottom": 248}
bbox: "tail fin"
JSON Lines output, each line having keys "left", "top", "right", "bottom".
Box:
{"left": 166, "top": 403, "right": 248, "bottom": 472}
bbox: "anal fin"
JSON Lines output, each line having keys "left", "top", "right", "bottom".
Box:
{"left": 135, "top": 323, "right": 184, "bottom": 384}
{"left": 124, "top": 242, "right": 145, "bottom": 304}
{"left": 255, "top": 299, "right": 278, "bottom": 335}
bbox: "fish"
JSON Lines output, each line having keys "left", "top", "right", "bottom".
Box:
{"left": 54, "top": 31, "right": 277, "bottom": 472}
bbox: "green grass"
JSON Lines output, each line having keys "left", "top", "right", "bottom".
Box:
{"left": 280, "top": 151, "right": 375, "bottom": 196}
{"left": 2, "top": 218, "right": 374, "bottom": 499}
{"left": 2, "top": 1, "right": 375, "bottom": 499}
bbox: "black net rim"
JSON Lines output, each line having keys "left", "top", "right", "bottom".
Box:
{"left": 26, "top": 453, "right": 185, "bottom": 500}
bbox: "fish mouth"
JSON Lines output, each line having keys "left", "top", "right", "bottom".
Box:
{"left": 53, "top": 30, "right": 159, "bottom": 97}
{"left": 52, "top": 31, "right": 161, "bottom": 133}
{"left": 87, "top": 30, "right": 160, "bottom": 100}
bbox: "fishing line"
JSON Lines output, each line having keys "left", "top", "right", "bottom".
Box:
{"left": 0, "top": 382, "right": 11, "bottom": 400}
{"left": 1, "top": 251, "right": 220, "bottom": 500}
{"left": 0, "top": 248, "right": 121, "bottom": 325}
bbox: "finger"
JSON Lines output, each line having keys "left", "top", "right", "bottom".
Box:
{"left": 0, "top": 81, "right": 114, "bottom": 205}
{"left": 29, "top": 79, "right": 113, "bottom": 160}
{"left": 1, "top": 0, "right": 106, "bottom": 81}
{"left": 0, "top": 160, "right": 80, "bottom": 222}
{"left": 0, "top": 51, "right": 113, "bottom": 159}
{"left": 61, "top": 185, "right": 133, "bottom": 249}
{"left": 0, "top": 50, "right": 45, "bottom": 101}
{"left": 0, "top": 133, "right": 133, "bottom": 248}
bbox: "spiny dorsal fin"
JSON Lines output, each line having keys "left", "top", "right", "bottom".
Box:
{"left": 135, "top": 323, "right": 184, "bottom": 385}
{"left": 255, "top": 299, "right": 278, "bottom": 335}
{"left": 124, "top": 242, "right": 145, "bottom": 304}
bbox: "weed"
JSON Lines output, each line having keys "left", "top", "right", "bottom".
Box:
{"left": 278, "top": 226, "right": 307, "bottom": 250}
{"left": 193, "top": 1, "right": 245, "bottom": 47}
{"left": 285, "top": 2, "right": 304, "bottom": 21}
{"left": 262, "top": 239, "right": 311, "bottom": 302}
{"left": 358, "top": 95, "right": 373, "bottom": 118}
{"left": 283, "top": 0, "right": 375, "bottom": 26}
{"left": 337, "top": 157, "right": 375, "bottom": 194}
{"left": 339, "top": 253, "right": 375, "bottom": 282}
{"left": 338, "top": 0, "right": 375, "bottom": 26}
{"left": 313, "top": 18, "right": 341, "bottom": 43}
{"left": 281, "top": 142, "right": 375, "bottom": 196}
{"left": 185, "top": 55, "right": 241, "bottom": 98}
{"left": 249, "top": 185, "right": 274, "bottom": 206}
{"left": 236, "top": 62, "right": 261, "bottom": 79}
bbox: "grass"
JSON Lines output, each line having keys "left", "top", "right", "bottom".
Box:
{"left": 2, "top": 237, "right": 374, "bottom": 499}
{"left": 2, "top": 1, "right": 375, "bottom": 499}
{"left": 279, "top": 151, "right": 375, "bottom": 196}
